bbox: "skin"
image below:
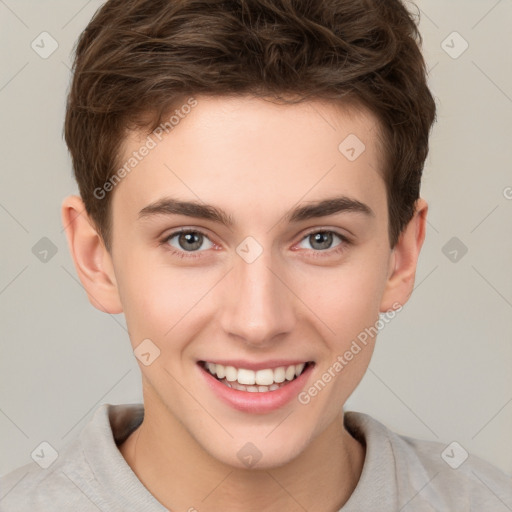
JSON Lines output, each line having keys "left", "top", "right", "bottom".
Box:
{"left": 62, "top": 95, "right": 427, "bottom": 512}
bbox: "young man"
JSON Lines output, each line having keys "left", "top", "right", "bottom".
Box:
{"left": 1, "top": 0, "right": 511, "bottom": 510}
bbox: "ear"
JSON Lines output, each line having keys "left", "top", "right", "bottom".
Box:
{"left": 379, "top": 198, "right": 428, "bottom": 312}
{"left": 61, "top": 195, "right": 123, "bottom": 314}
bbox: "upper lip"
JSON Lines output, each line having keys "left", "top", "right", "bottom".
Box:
{"left": 199, "top": 359, "right": 313, "bottom": 371}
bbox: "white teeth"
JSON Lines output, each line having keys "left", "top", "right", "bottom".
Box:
{"left": 285, "top": 365, "right": 296, "bottom": 381}
{"left": 225, "top": 365, "right": 238, "bottom": 382}
{"left": 216, "top": 364, "right": 226, "bottom": 379}
{"left": 255, "top": 369, "right": 274, "bottom": 386}
{"left": 273, "top": 367, "right": 286, "bottom": 383}
{"left": 237, "top": 368, "right": 256, "bottom": 385}
{"left": 203, "top": 361, "right": 308, "bottom": 388}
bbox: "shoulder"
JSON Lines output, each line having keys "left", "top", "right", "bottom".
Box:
{"left": 397, "top": 431, "right": 512, "bottom": 509}
{"left": 345, "top": 411, "right": 512, "bottom": 511}
{"left": 0, "top": 403, "right": 142, "bottom": 511}
{"left": 0, "top": 440, "right": 104, "bottom": 511}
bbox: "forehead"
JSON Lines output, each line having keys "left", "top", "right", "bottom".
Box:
{"left": 112, "top": 95, "right": 386, "bottom": 226}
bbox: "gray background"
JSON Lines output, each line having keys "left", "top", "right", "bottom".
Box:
{"left": 1, "top": 0, "right": 511, "bottom": 478}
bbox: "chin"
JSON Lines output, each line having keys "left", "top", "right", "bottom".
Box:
{"left": 198, "top": 428, "right": 312, "bottom": 471}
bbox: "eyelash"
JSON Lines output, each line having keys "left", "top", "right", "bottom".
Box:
{"left": 160, "top": 228, "right": 351, "bottom": 260}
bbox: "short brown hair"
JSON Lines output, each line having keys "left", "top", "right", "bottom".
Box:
{"left": 64, "top": 0, "right": 436, "bottom": 250}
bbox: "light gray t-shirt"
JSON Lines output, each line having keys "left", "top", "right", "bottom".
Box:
{"left": 1, "top": 403, "right": 511, "bottom": 511}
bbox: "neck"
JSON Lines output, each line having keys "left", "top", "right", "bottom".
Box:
{"left": 119, "top": 405, "right": 365, "bottom": 512}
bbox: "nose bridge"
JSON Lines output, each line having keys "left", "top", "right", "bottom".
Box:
{"left": 219, "top": 243, "right": 295, "bottom": 346}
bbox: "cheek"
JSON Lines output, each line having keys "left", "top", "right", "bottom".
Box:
{"left": 296, "top": 253, "right": 388, "bottom": 409}
{"left": 303, "top": 254, "right": 388, "bottom": 344}
{"left": 114, "top": 251, "right": 218, "bottom": 349}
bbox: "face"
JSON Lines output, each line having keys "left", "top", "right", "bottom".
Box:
{"left": 108, "top": 95, "right": 395, "bottom": 468}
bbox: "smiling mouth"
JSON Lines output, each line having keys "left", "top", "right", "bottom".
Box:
{"left": 199, "top": 361, "right": 314, "bottom": 393}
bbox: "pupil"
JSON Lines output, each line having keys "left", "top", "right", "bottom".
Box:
{"left": 180, "top": 232, "right": 202, "bottom": 251}
{"left": 311, "top": 232, "right": 332, "bottom": 250}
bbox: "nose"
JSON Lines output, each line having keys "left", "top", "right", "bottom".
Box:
{"left": 218, "top": 247, "right": 296, "bottom": 348}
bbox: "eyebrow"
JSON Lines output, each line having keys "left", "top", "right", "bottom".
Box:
{"left": 138, "top": 195, "right": 374, "bottom": 227}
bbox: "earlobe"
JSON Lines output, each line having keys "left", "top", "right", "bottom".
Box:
{"left": 379, "top": 198, "right": 428, "bottom": 313}
{"left": 61, "top": 195, "right": 123, "bottom": 314}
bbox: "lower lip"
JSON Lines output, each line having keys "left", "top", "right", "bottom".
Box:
{"left": 198, "top": 363, "right": 314, "bottom": 414}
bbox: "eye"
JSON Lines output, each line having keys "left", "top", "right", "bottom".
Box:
{"left": 296, "top": 230, "right": 349, "bottom": 254}
{"left": 160, "top": 228, "right": 351, "bottom": 260}
{"left": 163, "top": 229, "right": 214, "bottom": 255}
